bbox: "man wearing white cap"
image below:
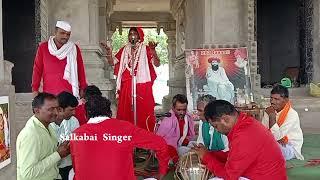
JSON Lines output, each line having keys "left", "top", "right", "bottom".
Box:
{"left": 32, "top": 20, "right": 87, "bottom": 99}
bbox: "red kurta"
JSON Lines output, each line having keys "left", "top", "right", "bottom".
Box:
{"left": 202, "top": 113, "right": 287, "bottom": 180}
{"left": 114, "top": 46, "right": 157, "bottom": 131}
{"left": 74, "top": 104, "right": 87, "bottom": 125}
{"left": 70, "top": 118, "right": 169, "bottom": 180}
{"left": 32, "top": 41, "right": 87, "bottom": 96}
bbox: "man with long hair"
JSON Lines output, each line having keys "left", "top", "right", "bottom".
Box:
{"left": 101, "top": 27, "right": 160, "bottom": 131}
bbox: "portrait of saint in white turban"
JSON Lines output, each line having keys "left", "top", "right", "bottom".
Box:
{"left": 205, "top": 57, "right": 235, "bottom": 103}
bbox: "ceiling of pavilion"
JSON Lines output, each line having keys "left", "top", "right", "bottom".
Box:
{"left": 112, "top": 0, "right": 170, "bottom": 12}
{"left": 109, "top": 0, "right": 174, "bottom": 28}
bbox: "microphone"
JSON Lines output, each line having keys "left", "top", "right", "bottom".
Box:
{"left": 131, "top": 35, "right": 135, "bottom": 45}
{"left": 155, "top": 112, "right": 171, "bottom": 118}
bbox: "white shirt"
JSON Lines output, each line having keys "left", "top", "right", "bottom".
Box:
{"left": 197, "top": 120, "right": 229, "bottom": 152}
{"left": 261, "top": 107, "right": 304, "bottom": 160}
{"left": 50, "top": 116, "right": 80, "bottom": 168}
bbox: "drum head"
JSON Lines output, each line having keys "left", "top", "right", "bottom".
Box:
{"left": 174, "top": 151, "right": 212, "bottom": 180}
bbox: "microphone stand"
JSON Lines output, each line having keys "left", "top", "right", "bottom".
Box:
{"left": 131, "top": 40, "right": 137, "bottom": 140}
{"left": 131, "top": 38, "right": 145, "bottom": 164}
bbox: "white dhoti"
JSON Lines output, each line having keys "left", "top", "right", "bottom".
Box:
{"left": 279, "top": 143, "right": 296, "bottom": 160}
{"left": 68, "top": 168, "right": 74, "bottom": 180}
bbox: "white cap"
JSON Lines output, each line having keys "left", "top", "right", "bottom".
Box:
{"left": 56, "top": 21, "right": 71, "bottom": 32}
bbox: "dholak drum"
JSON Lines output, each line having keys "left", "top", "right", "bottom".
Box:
{"left": 174, "top": 151, "right": 212, "bottom": 180}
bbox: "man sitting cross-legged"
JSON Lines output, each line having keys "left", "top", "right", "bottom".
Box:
{"left": 156, "top": 94, "right": 195, "bottom": 163}
{"left": 262, "top": 85, "right": 304, "bottom": 160}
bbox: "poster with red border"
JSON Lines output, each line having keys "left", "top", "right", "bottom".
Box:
{"left": 185, "top": 48, "right": 250, "bottom": 110}
{"left": 0, "top": 96, "right": 10, "bottom": 170}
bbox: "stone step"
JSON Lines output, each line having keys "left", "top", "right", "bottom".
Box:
{"left": 15, "top": 93, "right": 33, "bottom": 102}
{"left": 257, "top": 87, "right": 311, "bottom": 97}
{"left": 16, "top": 118, "right": 29, "bottom": 134}
{"left": 15, "top": 101, "right": 33, "bottom": 119}
{"left": 290, "top": 96, "right": 320, "bottom": 134}
{"left": 257, "top": 95, "right": 320, "bottom": 134}
{"left": 291, "top": 97, "right": 320, "bottom": 112}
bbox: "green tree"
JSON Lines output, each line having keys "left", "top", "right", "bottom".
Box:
{"left": 111, "top": 28, "right": 168, "bottom": 64}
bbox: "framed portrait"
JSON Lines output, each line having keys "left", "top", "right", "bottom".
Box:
{"left": 185, "top": 48, "right": 251, "bottom": 110}
{"left": 0, "top": 96, "right": 10, "bottom": 169}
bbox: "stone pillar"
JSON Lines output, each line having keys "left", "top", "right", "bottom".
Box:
{"left": 104, "top": 22, "right": 117, "bottom": 82}
{"left": 170, "top": 54, "right": 187, "bottom": 96}
{"left": 35, "top": 0, "right": 49, "bottom": 43}
{"left": 313, "top": 0, "right": 320, "bottom": 82}
{"left": 247, "top": 0, "right": 260, "bottom": 93}
{"left": 202, "top": 0, "right": 247, "bottom": 44}
{"left": 48, "top": 0, "right": 114, "bottom": 99}
{"left": 101, "top": 24, "right": 117, "bottom": 104}
{"left": 162, "top": 53, "right": 187, "bottom": 112}
{"left": 162, "top": 30, "right": 177, "bottom": 112}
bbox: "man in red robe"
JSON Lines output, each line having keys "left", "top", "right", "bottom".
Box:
{"left": 70, "top": 95, "right": 169, "bottom": 180}
{"left": 101, "top": 27, "right": 160, "bottom": 131}
{"left": 193, "top": 100, "right": 287, "bottom": 180}
{"left": 32, "top": 21, "right": 87, "bottom": 99}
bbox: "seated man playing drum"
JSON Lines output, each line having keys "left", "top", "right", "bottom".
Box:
{"left": 193, "top": 100, "right": 287, "bottom": 180}
{"left": 156, "top": 94, "right": 196, "bottom": 164}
